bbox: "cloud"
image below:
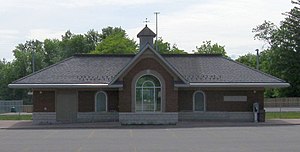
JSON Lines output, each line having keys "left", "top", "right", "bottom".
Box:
{"left": 26, "top": 29, "right": 65, "bottom": 41}
{"left": 0, "top": 30, "right": 19, "bottom": 39}
{"left": 57, "top": 0, "right": 163, "bottom": 8}
{"left": 128, "top": 0, "right": 292, "bottom": 58}
{"left": 0, "top": 0, "right": 166, "bottom": 9}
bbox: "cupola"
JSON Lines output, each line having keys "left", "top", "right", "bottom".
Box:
{"left": 137, "top": 25, "right": 156, "bottom": 50}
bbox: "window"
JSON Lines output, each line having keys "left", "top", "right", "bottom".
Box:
{"left": 95, "top": 91, "right": 107, "bottom": 112}
{"left": 136, "top": 75, "right": 161, "bottom": 112}
{"left": 193, "top": 91, "right": 205, "bottom": 111}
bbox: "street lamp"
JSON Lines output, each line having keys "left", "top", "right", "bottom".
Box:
{"left": 255, "top": 49, "right": 259, "bottom": 70}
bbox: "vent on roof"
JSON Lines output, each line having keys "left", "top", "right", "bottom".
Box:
{"left": 184, "top": 74, "right": 222, "bottom": 81}
{"left": 77, "top": 75, "right": 114, "bottom": 82}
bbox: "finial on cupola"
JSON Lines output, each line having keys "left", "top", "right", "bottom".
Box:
{"left": 137, "top": 18, "right": 156, "bottom": 50}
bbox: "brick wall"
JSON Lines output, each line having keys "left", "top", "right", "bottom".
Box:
{"left": 119, "top": 57, "right": 178, "bottom": 112}
{"left": 78, "top": 91, "right": 95, "bottom": 112}
{"left": 178, "top": 89, "right": 264, "bottom": 112}
{"left": 33, "top": 91, "right": 55, "bottom": 112}
{"left": 78, "top": 90, "right": 119, "bottom": 112}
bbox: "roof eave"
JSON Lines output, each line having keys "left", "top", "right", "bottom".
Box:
{"left": 178, "top": 83, "right": 290, "bottom": 88}
{"left": 8, "top": 83, "right": 110, "bottom": 89}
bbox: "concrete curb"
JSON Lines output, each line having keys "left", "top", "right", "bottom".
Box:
{"left": 1, "top": 119, "right": 300, "bottom": 129}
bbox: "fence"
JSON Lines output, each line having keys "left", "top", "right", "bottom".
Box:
{"left": 0, "top": 100, "right": 33, "bottom": 113}
{"left": 264, "top": 97, "right": 300, "bottom": 107}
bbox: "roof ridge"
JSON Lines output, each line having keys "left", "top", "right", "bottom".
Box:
{"left": 74, "top": 53, "right": 136, "bottom": 57}
{"left": 221, "top": 56, "right": 286, "bottom": 83}
{"left": 162, "top": 54, "right": 223, "bottom": 57}
{"left": 11, "top": 56, "right": 74, "bottom": 84}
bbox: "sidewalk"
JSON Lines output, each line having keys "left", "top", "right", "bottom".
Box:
{"left": 1, "top": 119, "right": 300, "bottom": 129}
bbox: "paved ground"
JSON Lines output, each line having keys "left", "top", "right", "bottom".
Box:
{"left": 1, "top": 124, "right": 300, "bottom": 152}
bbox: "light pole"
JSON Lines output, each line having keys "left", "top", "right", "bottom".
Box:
{"left": 154, "top": 12, "right": 160, "bottom": 52}
{"left": 255, "top": 49, "right": 259, "bottom": 70}
{"left": 32, "top": 47, "right": 35, "bottom": 73}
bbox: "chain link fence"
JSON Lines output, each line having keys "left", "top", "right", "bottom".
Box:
{"left": 0, "top": 100, "right": 33, "bottom": 114}
{"left": 264, "top": 97, "right": 300, "bottom": 112}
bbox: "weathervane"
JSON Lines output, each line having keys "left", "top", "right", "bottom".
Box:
{"left": 143, "top": 18, "right": 150, "bottom": 26}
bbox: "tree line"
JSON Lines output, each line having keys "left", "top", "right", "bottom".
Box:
{"left": 0, "top": 26, "right": 223, "bottom": 103}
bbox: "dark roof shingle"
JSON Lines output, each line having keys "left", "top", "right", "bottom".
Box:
{"left": 12, "top": 54, "right": 285, "bottom": 84}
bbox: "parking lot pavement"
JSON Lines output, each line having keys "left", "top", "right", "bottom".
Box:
{"left": 1, "top": 125, "right": 300, "bottom": 152}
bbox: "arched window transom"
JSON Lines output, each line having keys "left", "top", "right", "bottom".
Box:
{"left": 136, "top": 75, "right": 161, "bottom": 112}
{"left": 95, "top": 91, "right": 107, "bottom": 112}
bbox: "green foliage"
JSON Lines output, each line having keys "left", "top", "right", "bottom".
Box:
{"left": 194, "top": 40, "right": 228, "bottom": 57}
{"left": 0, "top": 115, "right": 32, "bottom": 120}
{"left": 250, "top": 0, "right": 300, "bottom": 97}
{"left": 154, "top": 38, "right": 187, "bottom": 54}
{"left": 43, "top": 39, "right": 61, "bottom": 66}
{"left": 100, "top": 26, "right": 125, "bottom": 40}
{"left": 235, "top": 53, "right": 257, "bottom": 68}
{"left": 60, "top": 31, "right": 94, "bottom": 58}
{"left": 266, "top": 112, "right": 300, "bottom": 119}
{"left": 92, "top": 31, "right": 138, "bottom": 54}
{"left": 0, "top": 26, "right": 135, "bottom": 101}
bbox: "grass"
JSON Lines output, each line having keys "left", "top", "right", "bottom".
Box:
{"left": 266, "top": 112, "right": 300, "bottom": 119}
{"left": 0, "top": 115, "right": 32, "bottom": 120}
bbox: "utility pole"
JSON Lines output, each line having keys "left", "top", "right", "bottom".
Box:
{"left": 154, "top": 12, "right": 160, "bottom": 52}
{"left": 32, "top": 46, "right": 35, "bottom": 73}
{"left": 255, "top": 49, "right": 259, "bottom": 70}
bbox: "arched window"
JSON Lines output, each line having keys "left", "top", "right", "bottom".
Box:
{"left": 95, "top": 91, "right": 107, "bottom": 112}
{"left": 136, "top": 75, "right": 161, "bottom": 112}
{"left": 193, "top": 91, "right": 205, "bottom": 111}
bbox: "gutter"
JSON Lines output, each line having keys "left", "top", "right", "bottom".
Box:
{"left": 9, "top": 82, "right": 290, "bottom": 89}
{"left": 8, "top": 84, "right": 110, "bottom": 89}
{"left": 185, "top": 83, "right": 290, "bottom": 88}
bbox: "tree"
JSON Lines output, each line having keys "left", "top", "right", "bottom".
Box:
{"left": 194, "top": 40, "right": 228, "bottom": 57}
{"left": 92, "top": 30, "right": 138, "bottom": 54}
{"left": 43, "top": 39, "right": 61, "bottom": 66}
{"left": 100, "top": 26, "right": 126, "bottom": 40}
{"left": 252, "top": 0, "right": 300, "bottom": 97}
{"left": 60, "top": 31, "right": 91, "bottom": 58}
{"left": 235, "top": 53, "right": 257, "bottom": 68}
{"left": 85, "top": 29, "right": 102, "bottom": 51}
{"left": 154, "top": 38, "right": 187, "bottom": 54}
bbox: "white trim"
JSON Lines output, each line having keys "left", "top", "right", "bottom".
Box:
{"left": 8, "top": 83, "right": 108, "bottom": 88}
{"left": 193, "top": 91, "right": 206, "bottom": 112}
{"left": 188, "top": 83, "right": 290, "bottom": 88}
{"left": 94, "top": 91, "right": 108, "bottom": 112}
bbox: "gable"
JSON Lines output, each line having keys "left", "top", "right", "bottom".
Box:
{"left": 109, "top": 45, "right": 188, "bottom": 86}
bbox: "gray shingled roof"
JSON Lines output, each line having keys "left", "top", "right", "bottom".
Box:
{"left": 11, "top": 54, "right": 285, "bottom": 85}
{"left": 137, "top": 25, "right": 156, "bottom": 37}
{"left": 13, "top": 55, "right": 133, "bottom": 84}
{"left": 164, "top": 55, "right": 285, "bottom": 83}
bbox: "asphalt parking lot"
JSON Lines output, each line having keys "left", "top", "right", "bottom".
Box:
{"left": 1, "top": 125, "right": 300, "bottom": 152}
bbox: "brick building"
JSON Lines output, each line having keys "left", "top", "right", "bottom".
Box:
{"left": 9, "top": 26, "right": 289, "bottom": 124}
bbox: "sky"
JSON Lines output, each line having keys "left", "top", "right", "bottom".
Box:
{"left": 0, "top": 0, "right": 294, "bottom": 61}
